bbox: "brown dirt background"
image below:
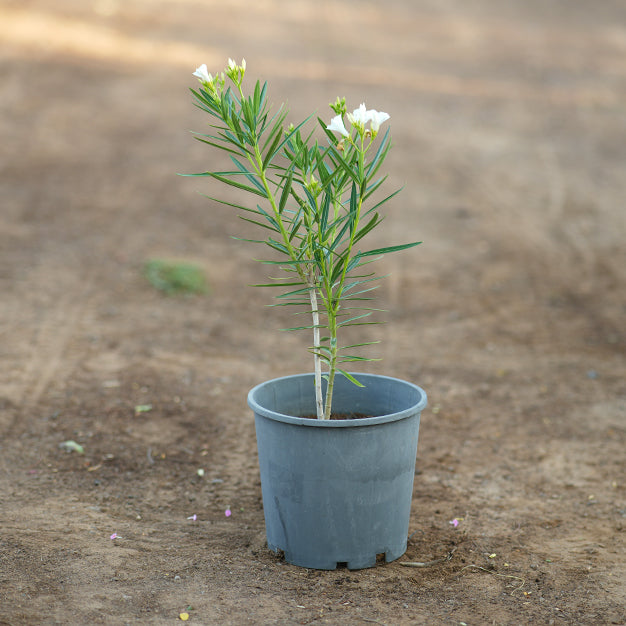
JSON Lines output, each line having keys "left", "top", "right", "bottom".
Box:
{"left": 1, "top": 0, "right": 625, "bottom": 624}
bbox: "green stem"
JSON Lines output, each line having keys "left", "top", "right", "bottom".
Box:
{"left": 308, "top": 281, "right": 325, "bottom": 420}
{"left": 250, "top": 137, "right": 326, "bottom": 420}
{"left": 322, "top": 321, "right": 338, "bottom": 420}
{"left": 322, "top": 136, "right": 367, "bottom": 417}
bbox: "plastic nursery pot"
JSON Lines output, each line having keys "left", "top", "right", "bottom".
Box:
{"left": 248, "top": 372, "right": 427, "bottom": 570}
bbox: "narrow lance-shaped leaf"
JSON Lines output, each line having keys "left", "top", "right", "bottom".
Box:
{"left": 352, "top": 212, "right": 381, "bottom": 245}
{"left": 337, "top": 370, "right": 365, "bottom": 387}
{"left": 364, "top": 126, "right": 391, "bottom": 179}
{"left": 192, "top": 136, "right": 247, "bottom": 157}
{"left": 348, "top": 182, "right": 359, "bottom": 235}
{"left": 278, "top": 170, "right": 294, "bottom": 214}
{"left": 202, "top": 171, "right": 268, "bottom": 197}
{"left": 251, "top": 281, "right": 307, "bottom": 288}
{"left": 364, "top": 186, "right": 404, "bottom": 213}
{"left": 238, "top": 215, "right": 281, "bottom": 233}
{"left": 319, "top": 191, "right": 331, "bottom": 236}
{"left": 339, "top": 355, "right": 381, "bottom": 363}
{"left": 359, "top": 241, "right": 422, "bottom": 257}
{"left": 230, "top": 156, "right": 267, "bottom": 195}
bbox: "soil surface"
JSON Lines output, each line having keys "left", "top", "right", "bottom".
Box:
{"left": 1, "top": 1, "right": 625, "bottom": 624}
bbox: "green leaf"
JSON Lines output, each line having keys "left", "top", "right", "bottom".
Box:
{"left": 360, "top": 241, "right": 422, "bottom": 257}
{"left": 206, "top": 172, "right": 268, "bottom": 197}
{"left": 262, "top": 120, "right": 288, "bottom": 170}
{"left": 231, "top": 236, "right": 268, "bottom": 244}
{"left": 327, "top": 144, "right": 361, "bottom": 185}
{"left": 337, "top": 370, "right": 365, "bottom": 387}
{"left": 362, "top": 175, "right": 388, "bottom": 202}
{"left": 195, "top": 193, "right": 259, "bottom": 215}
{"left": 365, "top": 186, "right": 404, "bottom": 212}
{"left": 317, "top": 116, "right": 340, "bottom": 144}
{"left": 338, "top": 355, "right": 380, "bottom": 363}
{"left": 280, "top": 324, "right": 328, "bottom": 332}
{"left": 365, "top": 126, "right": 391, "bottom": 179}
{"left": 352, "top": 212, "right": 380, "bottom": 244}
{"left": 337, "top": 312, "right": 373, "bottom": 326}
{"left": 341, "top": 281, "right": 379, "bottom": 298}
{"left": 230, "top": 157, "right": 267, "bottom": 195}
{"left": 265, "top": 238, "right": 290, "bottom": 255}
{"left": 252, "top": 203, "right": 281, "bottom": 230}
{"left": 319, "top": 192, "right": 331, "bottom": 235}
{"left": 255, "top": 257, "right": 312, "bottom": 266}
{"left": 251, "top": 281, "right": 306, "bottom": 288}
{"left": 327, "top": 218, "right": 352, "bottom": 255}
{"left": 275, "top": 285, "right": 314, "bottom": 299}
{"left": 192, "top": 136, "right": 247, "bottom": 157}
{"left": 344, "top": 252, "right": 364, "bottom": 275}
{"left": 238, "top": 215, "right": 280, "bottom": 232}
{"left": 267, "top": 300, "right": 311, "bottom": 307}
{"left": 348, "top": 182, "right": 359, "bottom": 234}
{"left": 340, "top": 285, "right": 379, "bottom": 299}
{"left": 288, "top": 218, "right": 303, "bottom": 242}
{"left": 340, "top": 341, "right": 381, "bottom": 350}
{"left": 269, "top": 115, "right": 314, "bottom": 169}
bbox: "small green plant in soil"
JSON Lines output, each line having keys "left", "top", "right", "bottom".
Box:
{"left": 144, "top": 259, "right": 208, "bottom": 296}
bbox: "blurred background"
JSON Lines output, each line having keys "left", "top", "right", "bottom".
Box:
{"left": 0, "top": 1, "right": 625, "bottom": 622}
{"left": 2, "top": 0, "right": 624, "bottom": 389}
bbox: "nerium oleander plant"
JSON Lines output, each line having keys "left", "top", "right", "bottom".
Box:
{"left": 187, "top": 59, "right": 420, "bottom": 420}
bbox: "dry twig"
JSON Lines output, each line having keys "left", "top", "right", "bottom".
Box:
{"left": 400, "top": 547, "right": 457, "bottom": 568}
{"left": 459, "top": 564, "right": 526, "bottom": 594}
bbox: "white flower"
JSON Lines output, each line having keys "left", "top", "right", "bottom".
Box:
{"left": 228, "top": 58, "right": 246, "bottom": 71}
{"left": 193, "top": 64, "right": 212, "bottom": 83}
{"left": 326, "top": 114, "right": 349, "bottom": 137}
{"left": 226, "top": 58, "right": 246, "bottom": 85}
{"left": 347, "top": 103, "right": 369, "bottom": 129}
{"left": 367, "top": 109, "right": 390, "bottom": 133}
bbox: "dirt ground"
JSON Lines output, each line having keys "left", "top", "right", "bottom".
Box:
{"left": 1, "top": 0, "right": 625, "bottom": 624}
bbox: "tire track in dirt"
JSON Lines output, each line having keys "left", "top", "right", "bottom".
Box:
{"left": 0, "top": 280, "right": 96, "bottom": 439}
{"left": 0, "top": 221, "right": 143, "bottom": 439}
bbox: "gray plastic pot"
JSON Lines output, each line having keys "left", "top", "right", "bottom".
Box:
{"left": 248, "top": 372, "right": 427, "bottom": 570}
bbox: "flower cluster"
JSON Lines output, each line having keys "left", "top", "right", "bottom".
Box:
{"left": 193, "top": 58, "right": 246, "bottom": 96}
{"left": 327, "top": 102, "right": 390, "bottom": 139}
{"left": 225, "top": 58, "right": 246, "bottom": 86}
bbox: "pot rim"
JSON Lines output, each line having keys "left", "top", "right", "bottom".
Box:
{"left": 248, "top": 372, "right": 427, "bottom": 428}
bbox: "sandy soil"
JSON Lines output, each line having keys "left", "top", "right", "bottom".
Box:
{"left": 1, "top": 1, "right": 625, "bottom": 624}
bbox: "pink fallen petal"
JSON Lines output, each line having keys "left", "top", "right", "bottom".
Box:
{"left": 449, "top": 519, "right": 460, "bottom": 528}
{"left": 225, "top": 509, "right": 232, "bottom": 517}
{"left": 187, "top": 514, "right": 197, "bottom": 521}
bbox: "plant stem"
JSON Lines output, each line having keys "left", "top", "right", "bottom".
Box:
{"left": 323, "top": 332, "right": 338, "bottom": 420}
{"left": 307, "top": 281, "right": 326, "bottom": 420}
{"left": 251, "top": 140, "right": 326, "bottom": 420}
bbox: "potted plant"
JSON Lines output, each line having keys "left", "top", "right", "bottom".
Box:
{"left": 187, "top": 59, "right": 427, "bottom": 570}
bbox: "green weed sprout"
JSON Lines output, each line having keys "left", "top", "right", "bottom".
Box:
{"left": 187, "top": 59, "right": 420, "bottom": 419}
{"left": 144, "top": 259, "right": 207, "bottom": 296}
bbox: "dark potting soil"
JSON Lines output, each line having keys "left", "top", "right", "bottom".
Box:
{"left": 300, "top": 413, "right": 372, "bottom": 421}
